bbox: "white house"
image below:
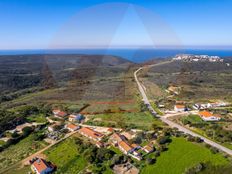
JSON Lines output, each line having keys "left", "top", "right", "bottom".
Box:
{"left": 199, "top": 111, "right": 221, "bottom": 121}
{"left": 174, "top": 105, "right": 185, "bottom": 112}
{"left": 31, "top": 158, "right": 54, "bottom": 174}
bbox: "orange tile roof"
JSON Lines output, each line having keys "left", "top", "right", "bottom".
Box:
{"left": 175, "top": 105, "right": 185, "bottom": 109}
{"left": 67, "top": 124, "right": 78, "bottom": 130}
{"left": 79, "top": 127, "right": 104, "bottom": 139}
{"left": 131, "top": 144, "right": 139, "bottom": 148}
{"left": 33, "top": 159, "right": 50, "bottom": 173}
{"left": 199, "top": 111, "right": 213, "bottom": 117}
{"left": 119, "top": 141, "right": 132, "bottom": 152}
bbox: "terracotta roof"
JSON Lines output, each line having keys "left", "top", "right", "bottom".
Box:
{"left": 67, "top": 124, "right": 78, "bottom": 130}
{"left": 131, "top": 144, "right": 139, "bottom": 148}
{"left": 175, "top": 105, "right": 185, "bottom": 109}
{"left": 199, "top": 111, "right": 220, "bottom": 118}
{"left": 112, "top": 133, "right": 125, "bottom": 142}
{"left": 108, "top": 127, "right": 114, "bottom": 132}
{"left": 79, "top": 127, "right": 104, "bottom": 139}
{"left": 119, "top": 141, "right": 133, "bottom": 152}
{"left": 199, "top": 111, "right": 213, "bottom": 117}
{"left": 32, "top": 159, "right": 50, "bottom": 173}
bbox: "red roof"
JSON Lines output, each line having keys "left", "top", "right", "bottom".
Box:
{"left": 32, "top": 159, "right": 50, "bottom": 173}
{"left": 107, "top": 127, "right": 114, "bottom": 132}
{"left": 57, "top": 111, "right": 67, "bottom": 117}
{"left": 66, "top": 124, "right": 78, "bottom": 130}
{"left": 52, "top": 109, "right": 67, "bottom": 117}
{"left": 79, "top": 127, "right": 104, "bottom": 140}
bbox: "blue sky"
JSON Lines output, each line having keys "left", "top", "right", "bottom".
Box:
{"left": 0, "top": 0, "right": 232, "bottom": 49}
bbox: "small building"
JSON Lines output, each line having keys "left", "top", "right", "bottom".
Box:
{"left": 78, "top": 127, "right": 104, "bottom": 141}
{"left": 143, "top": 144, "right": 154, "bottom": 153}
{"left": 121, "top": 131, "right": 136, "bottom": 140}
{"left": 31, "top": 158, "right": 54, "bottom": 174}
{"left": 48, "top": 124, "right": 56, "bottom": 132}
{"left": 52, "top": 109, "right": 67, "bottom": 119}
{"left": 66, "top": 124, "right": 80, "bottom": 132}
{"left": 118, "top": 141, "right": 142, "bottom": 160}
{"left": 174, "top": 105, "right": 186, "bottom": 112}
{"left": 110, "top": 133, "right": 126, "bottom": 146}
{"left": 199, "top": 111, "right": 221, "bottom": 121}
{"left": 48, "top": 123, "right": 62, "bottom": 132}
{"left": 68, "top": 114, "right": 84, "bottom": 122}
{"left": 118, "top": 140, "right": 133, "bottom": 155}
{"left": 107, "top": 127, "right": 114, "bottom": 133}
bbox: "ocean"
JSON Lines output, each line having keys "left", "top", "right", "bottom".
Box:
{"left": 0, "top": 49, "right": 232, "bottom": 63}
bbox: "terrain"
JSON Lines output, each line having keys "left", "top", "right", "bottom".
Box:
{"left": 1, "top": 55, "right": 232, "bottom": 174}
{"left": 141, "top": 59, "right": 232, "bottom": 102}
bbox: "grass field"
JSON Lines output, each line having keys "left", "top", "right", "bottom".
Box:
{"left": 44, "top": 137, "right": 87, "bottom": 174}
{"left": 0, "top": 134, "right": 47, "bottom": 173}
{"left": 26, "top": 113, "right": 47, "bottom": 123}
{"left": 85, "top": 111, "right": 163, "bottom": 130}
{"left": 141, "top": 137, "right": 229, "bottom": 174}
{"left": 3, "top": 165, "right": 31, "bottom": 174}
{"left": 182, "top": 114, "right": 206, "bottom": 124}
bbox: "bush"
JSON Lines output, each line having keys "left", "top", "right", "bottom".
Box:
{"left": 146, "top": 157, "right": 156, "bottom": 165}
{"left": 210, "top": 147, "right": 219, "bottom": 154}
{"left": 22, "top": 126, "right": 33, "bottom": 137}
{"left": 158, "top": 136, "right": 171, "bottom": 145}
{"left": 184, "top": 163, "right": 205, "bottom": 174}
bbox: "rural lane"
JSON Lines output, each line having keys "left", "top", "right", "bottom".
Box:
{"left": 134, "top": 63, "right": 232, "bottom": 156}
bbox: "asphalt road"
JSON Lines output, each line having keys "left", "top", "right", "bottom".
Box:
{"left": 134, "top": 63, "right": 232, "bottom": 156}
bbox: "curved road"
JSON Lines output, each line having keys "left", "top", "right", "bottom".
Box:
{"left": 134, "top": 63, "right": 232, "bottom": 156}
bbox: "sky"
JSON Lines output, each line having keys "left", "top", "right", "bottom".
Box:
{"left": 0, "top": 0, "right": 232, "bottom": 50}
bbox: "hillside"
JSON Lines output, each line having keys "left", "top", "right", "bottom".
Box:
{"left": 0, "top": 54, "right": 133, "bottom": 99}
{"left": 144, "top": 60, "right": 232, "bottom": 101}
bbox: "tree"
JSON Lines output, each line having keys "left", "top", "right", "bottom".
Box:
{"left": 158, "top": 136, "right": 171, "bottom": 145}
{"left": 22, "top": 126, "right": 33, "bottom": 137}
{"left": 146, "top": 158, "right": 156, "bottom": 165}
{"left": 96, "top": 148, "right": 115, "bottom": 162}
{"left": 11, "top": 132, "right": 20, "bottom": 138}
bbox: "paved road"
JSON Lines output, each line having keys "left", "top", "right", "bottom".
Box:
{"left": 134, "top": 63, "right": 232, "bottom": 156}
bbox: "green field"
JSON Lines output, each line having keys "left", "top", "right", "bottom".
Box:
{"left": 85, "top": 111, "right": 163, "bottom": 130}
{"left": 0, "top": 134, "right": 47, "bottom": 173}
{"left": 141, "top": 138, "right": 229, "bottom": 174}
{"left": 182, "top": 114, "right": 206, "bottom": 125}
{"left": 44, "top": 137, "right": 87, "bottom": 174}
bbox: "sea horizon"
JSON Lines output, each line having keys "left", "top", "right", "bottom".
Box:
{"left": 1, "top": 48, "right": 232, "bottom": 63}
